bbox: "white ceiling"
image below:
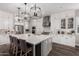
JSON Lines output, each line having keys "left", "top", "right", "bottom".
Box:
{"left": 0, "top": 3, "right": 79, "bottom": 15}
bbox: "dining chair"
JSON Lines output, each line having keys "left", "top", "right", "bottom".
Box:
{"left": 19, "top": 39, "right": 32, "bottom": 56}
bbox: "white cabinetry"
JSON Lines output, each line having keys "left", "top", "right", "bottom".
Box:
{"left": 53, "top": 35, "right": 75, "bottom": 47}
{"left": 47, "top": 37, "right": 52, "bottom": 53}
{"left": 51, "top": 10, "right": 76, "bottom": 47}
{"left": 41, "top": 37, "right": 52, "bottom": 56}
{"left": 41, "top": 40, "right": 48, "bottom": 56}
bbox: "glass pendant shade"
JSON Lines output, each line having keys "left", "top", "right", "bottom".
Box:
{"left": 21, "top": 3, "right": 31, "bottom": 21}
{"left": 15, "top": 7, "right": 23, "bottom": 22}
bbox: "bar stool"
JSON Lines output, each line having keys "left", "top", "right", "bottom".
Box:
{"left": 19, "top": 39, "right": 32, "bottom": 56}
{"left": 12, "top": 37, "right": 20, "bottom": 56}
{"left": 9, "top": 35, "right": 14, "bottom": 55}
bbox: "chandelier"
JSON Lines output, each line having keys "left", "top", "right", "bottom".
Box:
{"left": 16, "top": 3, "right": 42, "bottom": 22}
{"left": 30, "top": 3, "right": 42, "bottom": 18}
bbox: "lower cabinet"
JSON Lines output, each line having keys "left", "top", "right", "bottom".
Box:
{"left": 53, "top": 35, "right": 75, "bottom": 47}
{"left": 47, "top": 37, "right": 52, "bottom": 53}
{"left": 41, "top": 38, "right": 52, "bottom": 56}
{"left": 41, "top": 40, "right": 48, "bottom": 56}
{"left": 34, "top": 38, "right": 52, "bottom": 56}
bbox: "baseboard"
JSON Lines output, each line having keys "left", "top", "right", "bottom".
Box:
{"left": 0, "top": 53, "right": 9, "bottom": 56}
{"left": 75, "top": 43, "right": 79, "bottom": 47}
{"left": 53, "top": 42, "right": 75, "bottom": 48}
{"left": 0, "top": 43, "right": 10, "bottom": 46}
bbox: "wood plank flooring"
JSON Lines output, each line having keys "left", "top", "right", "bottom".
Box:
{"left": 48, "top": 43, "right": 79, "bottom": 56}
{"left": 0, "top": 44, "right": 10, "bottom": 56}
{"left": 0, "top": 43, "right": 79, "bottom": 56}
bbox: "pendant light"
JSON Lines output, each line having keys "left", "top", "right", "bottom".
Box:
{"left": 21, "top": 3, "right": 30, "bottom": 21}
{"left": 15, "top": 7, "right": 22, "bottom": 22}
{"left": 30, "top": 3, "right": 42, "bottom": 18}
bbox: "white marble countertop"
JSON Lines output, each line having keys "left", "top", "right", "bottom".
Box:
{"left": 11, "top": 34, "right": 52, "bottom": 45}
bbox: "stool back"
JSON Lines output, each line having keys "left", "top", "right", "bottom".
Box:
{"left": 19, "top": 39, "right": 27, "bottom": 52}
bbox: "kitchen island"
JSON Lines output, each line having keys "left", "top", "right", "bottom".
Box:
{"left": 11, "top": 34, "right": 52, "bottom": 56}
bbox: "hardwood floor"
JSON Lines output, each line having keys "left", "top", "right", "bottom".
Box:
{"left": 48, "top": 43, "right": 79, "bottom": 56}
{"left": 0, "top": 44, "right": 10, "bottom": 56}
{"left": 0, "top": 43, "right": 79, "bottom": 56}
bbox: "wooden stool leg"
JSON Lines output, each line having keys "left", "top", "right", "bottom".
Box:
{"left": 13, "top": 46, "right": 16, "bottom": 55}
{"left": 20, "top": 50, "right": 22, "bottom": 56}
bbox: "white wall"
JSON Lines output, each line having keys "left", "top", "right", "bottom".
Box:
{"left": 0, "top": 34, "right": 10, "bottom": 45}
{"left": 29, "top": 18, "right": 43, "bottom": 34}
{"left": 0, "top": 10, "right": 13, "bottom": 45}
{"left": 75, "top": 10, "right": 79, "bottom": 46}
{"left": 0, "top": 10, "right": 13, "bottom": 30}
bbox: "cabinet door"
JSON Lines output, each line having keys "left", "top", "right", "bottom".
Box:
{"left": 47, "top": 38, "right": 52, "bottom": 52}
{"left": 61, "top": 19, "right": 66, "bottom": 29}
{"left": 43, "top": 16, "right": 51, "bottom": 27}
{"left": 41, "top": 38, "right": 52, "bottom": 56}
{"left": 60, "top": 36, "right": 75, "bottom": 47}
{"left": 41, "top": 40, "right": 48, "bottom": 56}
{"left": 53, "top": 35, "right": 61, "bottom": 44}
{"left": 68, "top": 18, "right": 74, "bottom": 29}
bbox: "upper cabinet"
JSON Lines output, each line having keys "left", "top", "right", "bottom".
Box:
{"left": 61, "top": 19, "right": 66, "bottom": 29}
{"left": 42, "top": 16, "right": 51, "bottom": 34}
{"left": 43, "top": 16, "right": 51, "bottom": 27}
{"left": 60, "top": 17, "right": 75, "bottom": 34}
{"left": 61, "top": 17, "right": 74, "bottom": 29}
{"left": 68, "top": 18, "right": 74, "bottom": 29}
